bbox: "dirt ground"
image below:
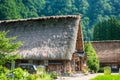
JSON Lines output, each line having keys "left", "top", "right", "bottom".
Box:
{"left": 55, "top": 73, "right": 103, "bottom": 80}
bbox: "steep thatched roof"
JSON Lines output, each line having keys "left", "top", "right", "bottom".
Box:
{"left": 92, "top": 41, "right": 120, "bottom": 63}
{"left": 0, "top": 15, "right": 82, "bottom": 60}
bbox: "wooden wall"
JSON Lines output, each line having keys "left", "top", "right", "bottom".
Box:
{"left": 76, "top": 25, "right": 84, "bottom": 51}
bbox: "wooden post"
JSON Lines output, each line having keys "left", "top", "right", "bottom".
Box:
{"left": 78, "top": 60, "right": 81, "bottom": 71}
{"left": 79, "top": 57, "right": 82, "bottom": 71}
{"left": 11, "top": 61, "right": 15, "bottom": 80}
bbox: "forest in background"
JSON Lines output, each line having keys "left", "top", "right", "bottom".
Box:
{"left": 0, "top": 0, "right": 120, "bottom": 41}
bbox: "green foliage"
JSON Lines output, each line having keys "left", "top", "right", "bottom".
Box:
{"left": 0, "top": 31, "right": 22, "bottom": 65}
{"left": 0, "top": 65, "right": 10, "bottom": 78}
{"left": 50, "top": 71, "right": 58, "bottom": 79}
{"left": 10, "top": 68, "right": 29, "bottom": 80}
{"left": 91, "top": 75, "right": 120, "bottom": 80}
{"left": 82, "top": 67, "right": 90, "bottom": 73}
{"left": 38, "top": 69, "right": 53, "bottom": 80}
{"left": 0, "top": 0, "right": 20, "bottom": 20}
{"left": 98, "top": 67, "right": 104, "bottom": 73}
{"left": 0, "top": 66, "right": 53, "bottom": 80}
{"left": 85, "top": 42, "right": 99, "bottom": 72}
{"left": 104, "top": 66, "right": 111, "bottom": 75}
{"left": 0, "top": 67, "right": 37, "bottom": 80}
{"left": 40, "top": 72, "right": 53, "bottom": 80}
{"left": 93, "top": 18, "right": 120, "bottom": 40}
{"left": 0, "top": 0, "right": 120, "bottom": 40}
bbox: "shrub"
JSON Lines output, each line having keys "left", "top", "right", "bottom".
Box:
{"left": 0, "top": 65, "right": 9, "bottom": 74}
{"left": 0, "top": 66, "right": 39, "bottom": 80}
{"left": 10, "top": 68, "right": 29, "bottom": 79}
{"left": 98, "top": 67, "right": 104, "bottom": 73}
{"left": 85, "top": 42, "right": 99, "bottom": 72}
{"left": 82, "top": 67, "right": 90, "bottom": 73}
{"left": 50, "top": 71, "right": 58, "bottom": 79}
{"left": 0, "top": 66, "right": 53, "bottom": 80}
{"left": 40, "top": 71, "right": 53, "bottom": 80}
{"left": 104, "top": 66, "right": 111, "bottom": 75}
{"left": 27, "top": 74, "right": 40, "bottom": 80}
{"left": 0, "top": 66, "right": 10, "bottom": 80}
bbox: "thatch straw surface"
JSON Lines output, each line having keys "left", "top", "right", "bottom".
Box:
{"left": 92, "top": 41, "right": 120, "bottom": 63}
{"left": 0, "top": 15, "right": 81, "bottom": 60}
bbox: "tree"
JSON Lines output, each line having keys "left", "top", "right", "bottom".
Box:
{"left": 0, "top": 31, "right": 22, "bottom": 65}
{"left": 0, "top": 0, "right": 20, "bottom": 20}
{"left": 85, "top": 42, "right": 99, "bottom": 72}
{"left": 0, "top": 0, "right": 120, "bottom": 40}
{"left": 93, "top": 18, "right": 120, "bottom": 41}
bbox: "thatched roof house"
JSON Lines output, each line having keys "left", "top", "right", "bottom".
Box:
{"left": 0, "top": 15, "right": 83, "bottom": 60}
{"left": 92, "top": 41, "right": 120, "bottom": 63}
{"left": 0, "top": 15, "right": 84, "bottom": 72}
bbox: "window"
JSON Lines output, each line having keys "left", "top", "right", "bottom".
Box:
{"left": 111, "top": 65, "right": 118, "bottom": 69}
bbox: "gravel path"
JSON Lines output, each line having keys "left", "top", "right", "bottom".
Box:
{"left": 56, "top": 73, "right": 103, "bottom": 80}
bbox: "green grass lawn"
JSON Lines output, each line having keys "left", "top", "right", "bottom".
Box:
{"left": 91, "top": 74, "right": 120, "bottom": 80}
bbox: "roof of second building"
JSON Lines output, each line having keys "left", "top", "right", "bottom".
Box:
{"left": 92, "top": 40, "right": 120, "bottom": 63}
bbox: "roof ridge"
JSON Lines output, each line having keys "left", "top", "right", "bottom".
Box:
{"left": 0, "top": 15, "right": 81, "bottom": 23}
